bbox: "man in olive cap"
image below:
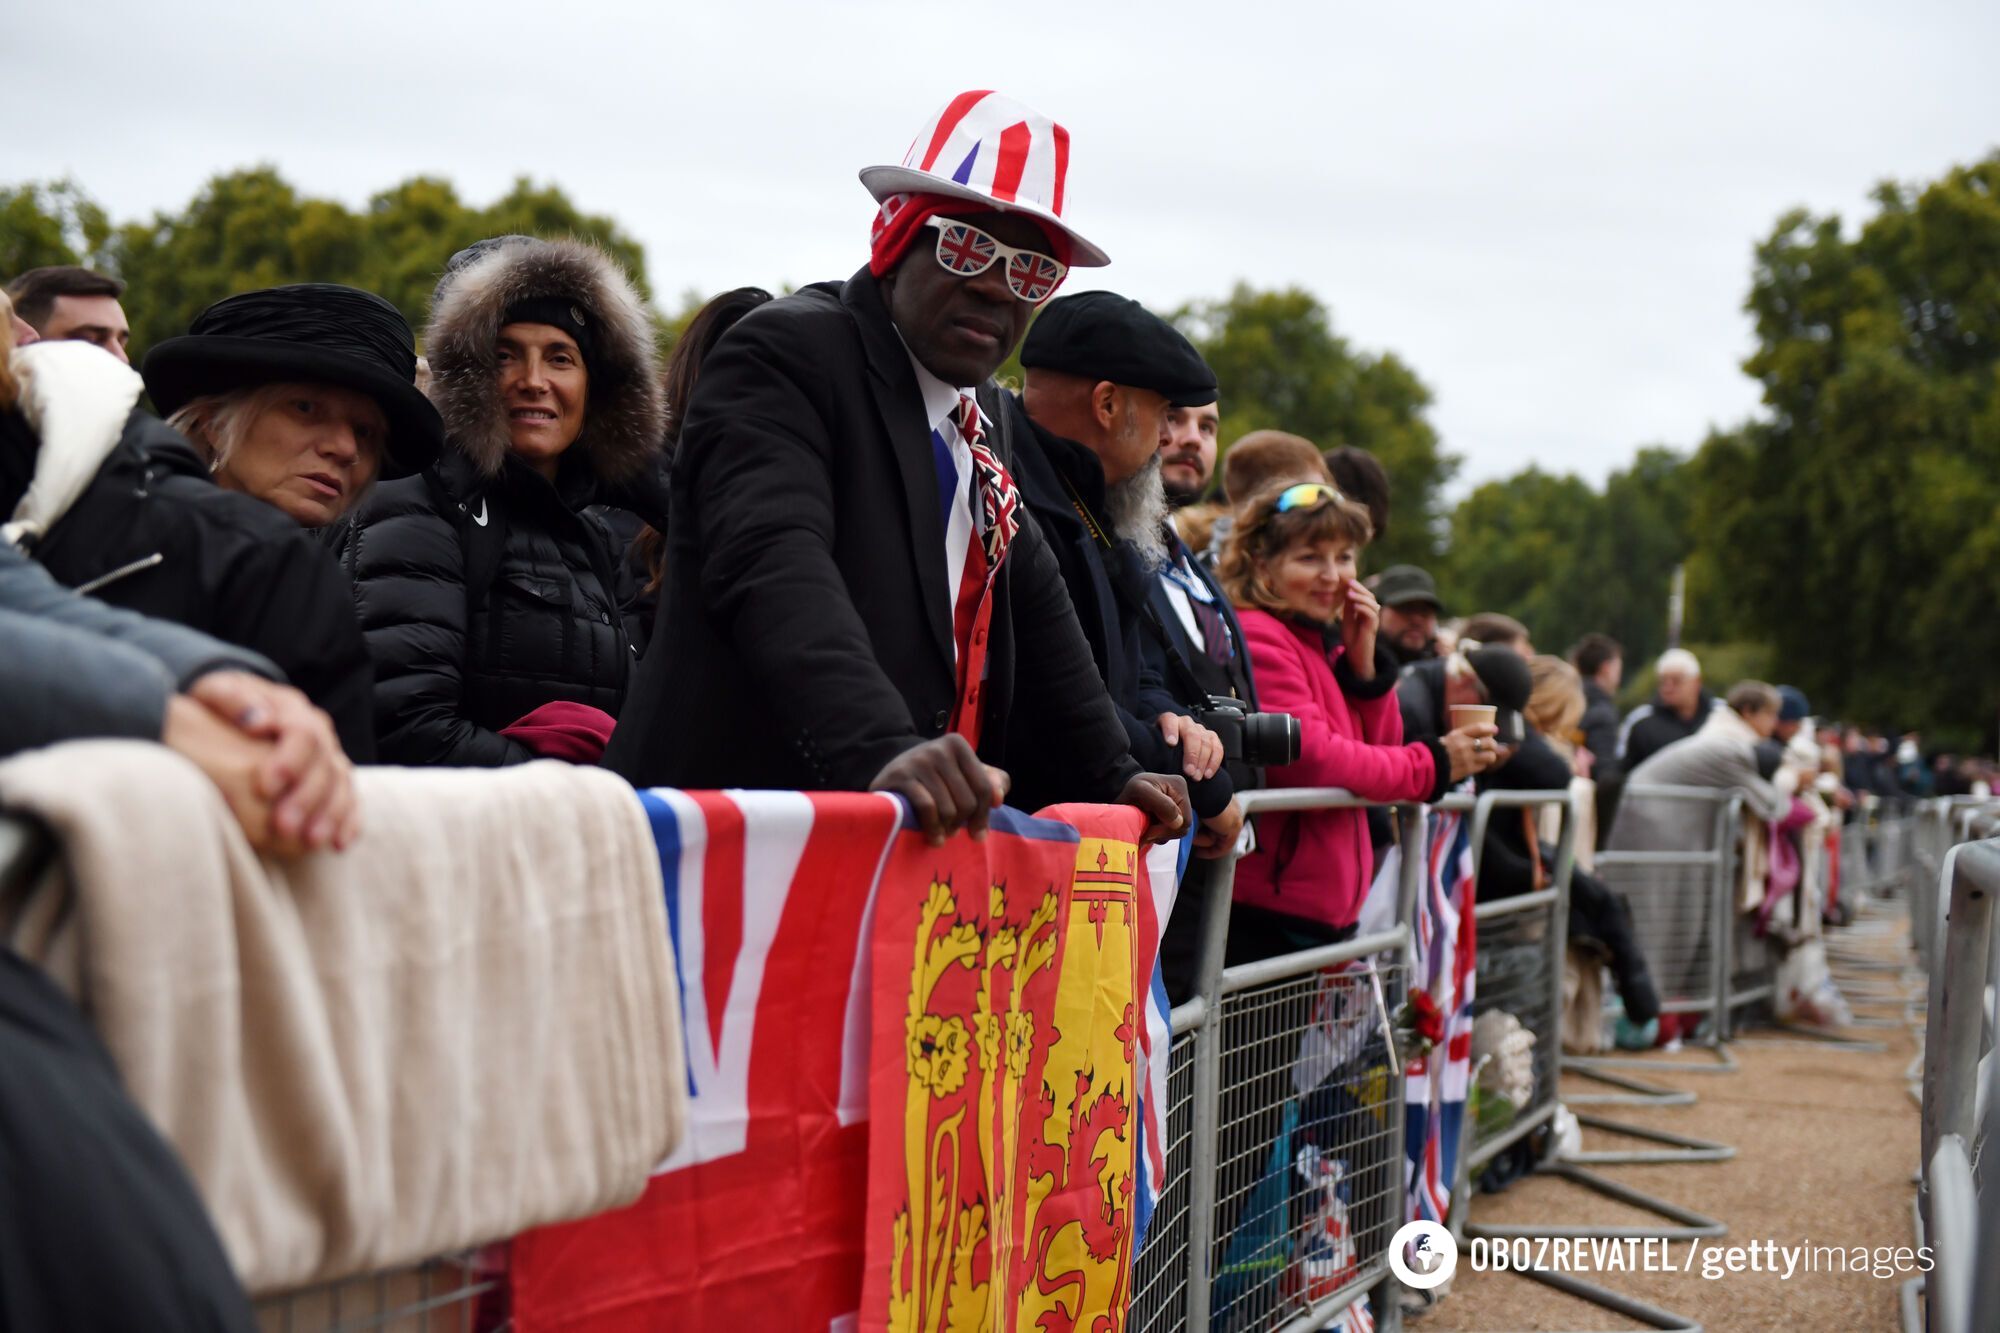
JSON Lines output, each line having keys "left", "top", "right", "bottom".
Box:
{"left": 1373, "top": 564, "right": 1444, "bottom": 667}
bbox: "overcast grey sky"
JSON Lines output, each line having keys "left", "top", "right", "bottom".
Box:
{"left": 10, "top": 0, "right": 1997, "bottom": 489}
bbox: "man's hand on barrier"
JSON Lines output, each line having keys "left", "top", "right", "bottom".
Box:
{"left": 870, "top": 735, "right": 1007, "bottom": 846}
{"left": 187, "top": 671, "right": 360, "bottom": 854}
{"left": 1158, "top": 712, "right": 1223, "bottom": 781}
{"left": 1442, "top": 723, "right": 1502, "bottom": 782}
{"left": 1119, "top": 772, "right": 1191, "bottom": 844}
{"left": 1192, "top": 797, "right": 1245, "bottom": 860}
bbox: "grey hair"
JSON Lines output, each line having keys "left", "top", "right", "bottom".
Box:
{"left": 1727, "top": 679, "right": 1780, "bottom": 718}
{"left": 1106, "top": 452, "right": 1171, "bottom": 570}
{"left": 166, "top": 383, "right": 297, "bottom": 473}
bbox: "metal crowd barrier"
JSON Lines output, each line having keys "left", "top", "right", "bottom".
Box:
{"left": 1911, "top": 833, "right": 2000, "bottom": 1333}
{"left": 1581, "top": 785, "right": 1746, "bottom": 1067}
{"left": 1904, "top": 799, "right": 2000, "bottom": 974}
{"left": 1133, "top": 786, "right": 1425, "bottom": 1333}
{"left": 1130, "top": 784, "right": 1617, "bottom": 1333}
{"left": 1449, "top": 789, "right": 1576, "bottom": 1214}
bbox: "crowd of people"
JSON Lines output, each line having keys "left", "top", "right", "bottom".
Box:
{"left": 2, "top": 88, "right": 1993, "bottom": 1328}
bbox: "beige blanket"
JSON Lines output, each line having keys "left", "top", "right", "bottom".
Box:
{"left": 0, "top": 741, "right": 685, "bottom": 1295}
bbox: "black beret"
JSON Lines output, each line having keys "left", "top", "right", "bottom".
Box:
{"left": 1020, "top": 291, "right": 1218, "bottom": 408}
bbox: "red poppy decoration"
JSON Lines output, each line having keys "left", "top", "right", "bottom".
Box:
{"left": 1409, "top": 990, "right": 1445, "bottom": 1046}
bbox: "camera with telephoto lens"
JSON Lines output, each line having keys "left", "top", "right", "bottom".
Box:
{"left": 1196, "top": 695, "right": 1302, "bottom": 769}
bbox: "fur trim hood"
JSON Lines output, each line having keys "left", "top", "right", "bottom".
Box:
{"left": 425, "top": 236, "right": 665, "bottom": 483}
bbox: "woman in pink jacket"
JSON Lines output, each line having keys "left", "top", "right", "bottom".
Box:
{"left": 1216, "top": 482, "right": 1496, "bottom": 962}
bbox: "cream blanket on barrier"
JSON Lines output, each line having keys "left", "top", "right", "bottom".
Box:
{"left": 0, "top": 741, "right": 685, "bottom": 1295}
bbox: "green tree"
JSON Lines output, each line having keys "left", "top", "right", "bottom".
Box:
{"left": 0, "top": 180, "right": 113, "bottom": 279}
{"left": 1432, "top": 448, "right": 1691, "bottom": 669}
{"left": 1683, "top": 153, "right": 2000, "bottom": 744}
{"left": 0, "top": 166, "right": 656, "bottom": 363}
{"left": 1436, "top": 467, "right": 1599, "bottom": 649}
{"left": 1174, "top": 284, "right": 1458, "bottom": 567}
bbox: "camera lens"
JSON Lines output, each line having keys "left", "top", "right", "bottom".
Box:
{"left": 1242, "top": 712, "right": 1302, "bottom": 768}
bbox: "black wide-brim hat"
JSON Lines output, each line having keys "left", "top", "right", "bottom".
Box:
{"left": 143, "top": 283, "right": 443, "bottom": 478}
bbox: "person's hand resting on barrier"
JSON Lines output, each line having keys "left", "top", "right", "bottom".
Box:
{"left": 161, "top": 695, "right": 286, "bottom": 851}
{"left": 1441, "top": 722, "right": 1502, "bottom": 782}
{"left": 1191, "top": 796, "right": 1245, "bottom": 860}
{"left": 1119, "top": 772, "right": 1192, "bottom": 844}
{"left": 186, "top": 671, "right": 360, "bottom": 854}
{"left": 870, "top": 734, "right": 1010, "bottom": 846}
{"left": 1157, "top": 713, "right": 1224, "bottom": 781}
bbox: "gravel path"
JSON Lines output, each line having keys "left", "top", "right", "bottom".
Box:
{"left": 1422, "top": 914, "right": 1922, "bottom": 1332}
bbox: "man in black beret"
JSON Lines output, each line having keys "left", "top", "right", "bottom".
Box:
{"left": 1006, "top": 290, "right": 1243, "bottom": 859}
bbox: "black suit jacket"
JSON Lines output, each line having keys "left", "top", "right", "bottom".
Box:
{"left": 1147, "top": 530, "right": 1256, "bottom": 709}
{"left": 604, "top": 269, "right": 1138, "bottom": 809}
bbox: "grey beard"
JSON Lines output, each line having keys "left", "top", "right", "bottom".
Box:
{"left": 1106, "top": 454, "right": 1171, "bottom": 570}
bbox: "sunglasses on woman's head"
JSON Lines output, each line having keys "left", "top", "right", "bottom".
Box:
{"left": 923, "top": 217, "right": 1068, "bottom": 304}
{"left": 1274, "top": 482, "right": 1348, "bottom": 513}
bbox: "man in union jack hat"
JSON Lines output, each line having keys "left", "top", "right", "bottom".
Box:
{"left": 607, "top": 92, "right": 1190, "bottom": 844}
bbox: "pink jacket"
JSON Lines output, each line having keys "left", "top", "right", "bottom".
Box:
{"left": 1233, "top": 608, "right": 1442, "bottom": 930}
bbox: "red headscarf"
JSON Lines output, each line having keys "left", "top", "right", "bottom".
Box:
{"left": 868, "top": 191, "right": 1072, "bottom": 278}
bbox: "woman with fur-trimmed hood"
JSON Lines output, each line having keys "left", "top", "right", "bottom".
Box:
{"left": 336, "top": 236, "right": 666, "bottom": 766}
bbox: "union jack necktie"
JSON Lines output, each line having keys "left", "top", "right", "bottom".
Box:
{"left": 958, "top": 394, "right": 1021, "bottom": 569}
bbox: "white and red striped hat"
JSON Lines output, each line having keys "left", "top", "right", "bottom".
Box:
{"left": 860, "top": 90, "right": 1110, "bottom": 268}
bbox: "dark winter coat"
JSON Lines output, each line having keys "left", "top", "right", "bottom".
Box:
{"left": 1618, "top": 689, "right": 1716, "bottom": 770}
{"left": 1007, "top": 402, "right": 1233, "bottom": 819}
{"left": 0, "top": 946, "right": 256, "bottom": 1332}
{"left": 9, "top": 410, "right": 376, "bottom": 759}
{"left": 603, "top": 268, "right": 1138, "bottom": 810}
{"left": 1580, "top": 678, "right": 1625, "bottom": 844}
{"left": 335, "top": 238, "right": 666, "bottom": 767}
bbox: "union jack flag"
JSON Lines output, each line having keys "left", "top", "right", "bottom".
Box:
{"left": 1403, "top": 805, "right": 1477, "bottom": 1226}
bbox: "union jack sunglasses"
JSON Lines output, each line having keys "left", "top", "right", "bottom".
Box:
{"left": 924, "top": 216, "right": 1069, "bottom": 304}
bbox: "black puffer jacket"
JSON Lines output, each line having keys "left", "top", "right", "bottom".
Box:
{"left": 335, "top": 237, "right": 665, "bottom": 767}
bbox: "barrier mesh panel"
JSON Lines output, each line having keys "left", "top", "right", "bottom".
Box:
{"left": 1468, "top": 903, "right": 1556, "bottom": 1154}
{"left": 1130, "top": 1030, "right": 1196, "bottom": 1333}
{"left": 1597, "top": 858, "right": 1716, "bottom": 1010}
{"left": 1209, "top": 957, "right": 1405, "bottom": 1331}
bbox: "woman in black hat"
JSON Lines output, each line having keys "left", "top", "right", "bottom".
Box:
{"left": 144, "top": 285, "right": 442, "bottom": 528}
{"left": 0, "top": 284, "right": 432, "bottom": 762}
{"left": 336, "top": 236, "right": 666, "bottom": 767}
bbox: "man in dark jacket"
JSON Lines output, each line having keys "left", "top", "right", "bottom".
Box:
{"left": 605, "top": 92, "right": 1187, "bottom": 840}
{"left": 1397, "top": 644, "right": 1533, "bottom": 747}
{"left": 1569, "top": 632, "right": 1624, "bottom": 843}
{"left": 1010, "top": 291, "right": 1242, "bottom": 852}
{"left": 1, "top": 339, "right": 378, "bottom": 759}
{"left": 1618, "top": 646, "right": 1715, "bottom": 771}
